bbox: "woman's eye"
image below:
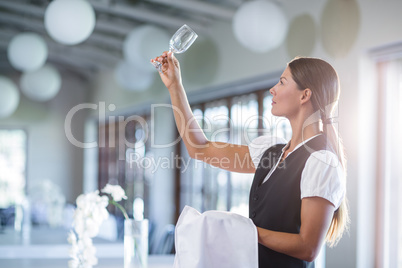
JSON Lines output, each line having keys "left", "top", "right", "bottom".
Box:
{"left": 280, "top": 80, "right": 284, "bottom": 85}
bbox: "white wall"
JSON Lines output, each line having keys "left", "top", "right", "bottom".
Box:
{"left": 148, "top": 104, "right": 177, "bottom": 249}
{"left": 0, "top": 71, "right": 90, "bottom": 203}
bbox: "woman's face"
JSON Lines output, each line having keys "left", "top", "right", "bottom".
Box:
{"left": 269, "top": 66, "right": 304, "bottom": 119}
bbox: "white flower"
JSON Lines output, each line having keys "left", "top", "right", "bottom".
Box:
{"left": 69, "top": 187, "right": 129, "bottom": 268}
{"left": 102, "top": 184, "right": 127, "bottom": 202}
{"left": 67, "top": 231, "right": 77, "bottom": 244}
{"left": 73, "top": 190, "right": 110, "bottom": 238}
{"left": 83, "top": 244, "right": 97, "bottom": 263}
{"left": 68, "top": 259, "right": 79, "bottom": 268}
{"left": 83, "top": 220, "right": 100, "bottom": 238}
{"left": 69, "top": 190, "right": 112, "bottom": 268}
{"left": 69, "top": 243, "right": 79, "bottom": 259}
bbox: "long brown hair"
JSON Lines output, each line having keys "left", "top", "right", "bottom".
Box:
{"left": 288, "top": 57, "right": 349, "bottom": 247}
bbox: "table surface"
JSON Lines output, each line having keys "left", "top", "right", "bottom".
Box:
{"left": 0, "top": 256, "right": 175, "bottom": 268}
{"left": 0, "top": 227, "right": 175, "bottom": 268}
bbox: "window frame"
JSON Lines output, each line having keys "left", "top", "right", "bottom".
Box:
{"left": 97, "top": 106, "right": 152, "bottom": 220}
{"left": 0, "top": 127, "right": 28, "bottom": 205}
{"left": 175, "top": 71, "right": 286, "bottom": 219}
{"left": 374, "top": 59, "right": 402, "bottom": 268}
{"left": 357, "top": 42, "right": 402, "bottom": 268}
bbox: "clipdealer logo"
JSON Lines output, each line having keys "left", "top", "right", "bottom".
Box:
{"left": 64, "top": 102, "right": 278, "bottom": 151}
{"left": 64, "top": 102, "right": 148, "bottom": 150}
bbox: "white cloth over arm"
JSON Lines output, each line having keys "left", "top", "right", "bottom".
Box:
{"left": 174, "top": 206, "right": 258, "bottom": 268}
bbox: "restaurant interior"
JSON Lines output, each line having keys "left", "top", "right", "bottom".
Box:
{"left": 0, "top": 0, "right": 401, "bottom": 267}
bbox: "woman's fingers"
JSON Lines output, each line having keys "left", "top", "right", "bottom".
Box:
{"left": 167, "top": 51, "right": 173, "bottom": 64}
{"left": 152, "top": 51, "right": 170, "bottom": 61}
{"left": 151, "top": 51, "right": 172, "bottom": 74}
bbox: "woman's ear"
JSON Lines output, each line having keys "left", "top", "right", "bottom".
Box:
{"left": 300, "top": 88, "right": 312, "bottom": 104}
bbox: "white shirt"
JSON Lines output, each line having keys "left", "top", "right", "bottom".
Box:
{"left": 248, "top": 135, "right": 345, "bottom": 209}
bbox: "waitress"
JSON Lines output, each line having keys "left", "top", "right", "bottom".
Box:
{"left": 151, "top": 52, "right": 349, "bottom": 268}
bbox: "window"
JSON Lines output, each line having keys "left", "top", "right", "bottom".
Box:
{"left": 375, "top": 59, "right": 402, "bottom": 268}
{"left": 0, "top": 129, "right": 27, "bottom": 230}
{"left": 98, "top": 114, "right": 151, "bottom": 220}
{"left": 0, "top": 129, "right": 27, "bottom": 209}
{"left": 179, "top": 90, "right": 291, "bottom": 217}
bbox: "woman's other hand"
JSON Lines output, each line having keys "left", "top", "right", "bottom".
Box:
{"left": 151, "top": 51, "right": 182, "bottom": 90}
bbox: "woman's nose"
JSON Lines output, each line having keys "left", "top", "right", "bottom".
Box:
{"left": 269, "top": 86, "right": 275, "bottom": 96}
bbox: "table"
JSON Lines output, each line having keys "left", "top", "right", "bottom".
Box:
{"left": 0, "top": 255, "right": 174, "bottom": 268}
{"left": 0, "top": 227, "right": 174, "bottom": 267}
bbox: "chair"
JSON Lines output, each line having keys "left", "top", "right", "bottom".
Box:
{"left": 152, "top": 224, "right": 175, "bottom": 254}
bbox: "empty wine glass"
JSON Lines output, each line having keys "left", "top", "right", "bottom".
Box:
{"left": 151, "top": 24, "right": 198, "bottom": 73}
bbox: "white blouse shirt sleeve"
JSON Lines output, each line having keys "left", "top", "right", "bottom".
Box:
{"left": 248, "top": 135, "right": 287, "bottom": 169}
{"left": 300, "top": 150, "right": 346, "bottom": 209}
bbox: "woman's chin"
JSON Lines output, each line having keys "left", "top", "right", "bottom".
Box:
{"left": 271, "top": 109, "right": 280, "bottom": 117}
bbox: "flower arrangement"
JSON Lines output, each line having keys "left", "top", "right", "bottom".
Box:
{"left": 68, "top": 184, "right": 128, "bottom": 268}
{"left": 102, "top": 184, "right": 129, "bottom": 220}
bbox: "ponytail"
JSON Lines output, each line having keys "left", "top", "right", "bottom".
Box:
{"left": 323, "top": 121, "right": 349, "bottom": 247}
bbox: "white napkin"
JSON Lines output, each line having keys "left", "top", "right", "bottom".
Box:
{"left": 173, "top": 206, "right": 258, "bottom": 268}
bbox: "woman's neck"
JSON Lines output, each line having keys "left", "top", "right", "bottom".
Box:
{"left": 288, "top": 112, "right": 321, "bottom": 151}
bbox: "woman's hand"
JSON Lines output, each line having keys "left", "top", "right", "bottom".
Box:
{"left": 151, "top": 51, "right": 182, "bottom": 90}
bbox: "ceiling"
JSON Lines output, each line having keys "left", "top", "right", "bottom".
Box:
{"left": 0, "top": 0, "right": 241, "bottom": 80}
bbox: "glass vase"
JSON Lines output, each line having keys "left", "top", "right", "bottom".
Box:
{"left": 124, "top": 219, "right": 149, "bottom": 268}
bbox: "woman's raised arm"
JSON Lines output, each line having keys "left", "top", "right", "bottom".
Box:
{"left": 151, "top": 51, "right": 255, "bottom": 174}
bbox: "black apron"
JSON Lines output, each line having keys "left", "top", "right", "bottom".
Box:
{"left": 249, "top": 134, "right": 329, "bottom": 268}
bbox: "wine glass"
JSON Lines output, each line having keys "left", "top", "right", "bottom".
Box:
{"left": 151, "top": 24, "right": 198, "bottom": 73}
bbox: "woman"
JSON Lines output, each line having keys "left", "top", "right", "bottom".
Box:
{"left": 151, "top": 52, "right": 349, "bottom": 267}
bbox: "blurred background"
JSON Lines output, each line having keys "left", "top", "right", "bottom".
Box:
{"left": 0, "top": 0, "right": 401, "bottom": 267}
